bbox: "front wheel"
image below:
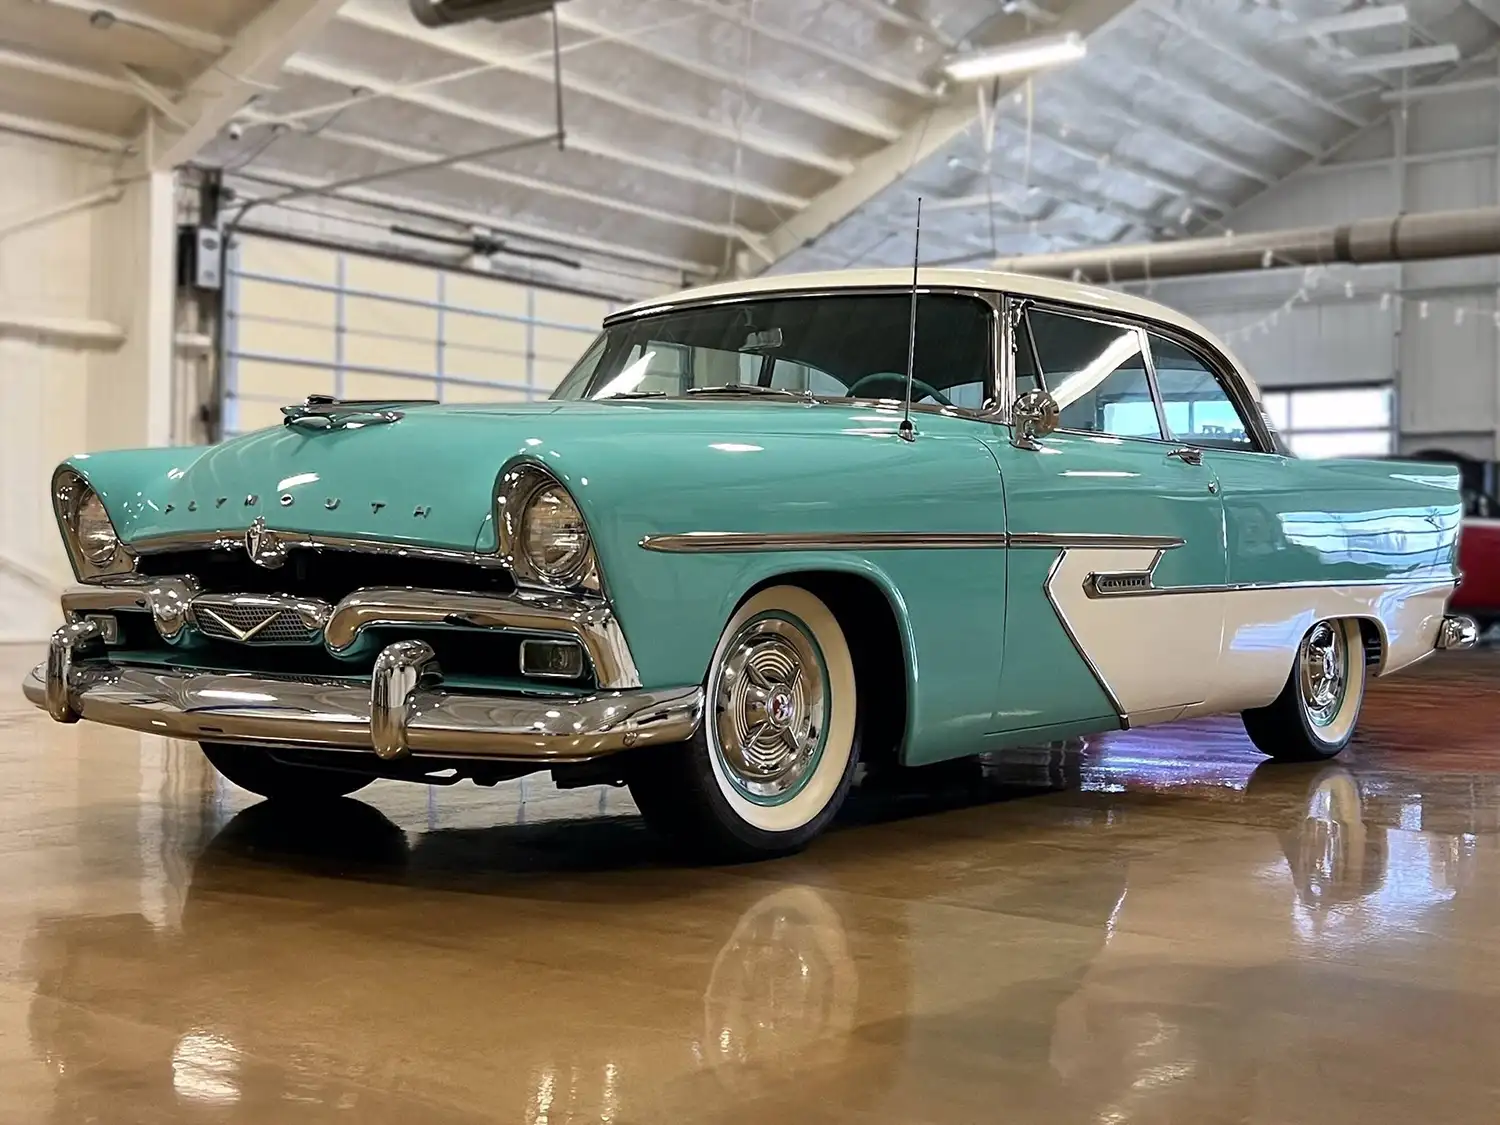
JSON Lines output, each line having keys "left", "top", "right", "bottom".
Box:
{"left": 200, "top": 743, "right": 375, "bottom": 801}
{"left": 1242, "top": 618, "right": 1367, "bottom": 762}
{"left": 627, "top": 585, "right": 860, "bottom": 860}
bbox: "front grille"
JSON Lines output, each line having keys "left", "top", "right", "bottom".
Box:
{"left": 194, "top": 603, "right": 322, "bottom": 645}
{"left": 136, "top": 547, "right": 516, "bottom": 601}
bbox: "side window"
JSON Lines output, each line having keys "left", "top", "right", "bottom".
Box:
{"left": 1147, "top": 334, "right": 1256, "bottom": 451}
{"left": 1027, "top": 309, "right": 1161, "bottom": 439}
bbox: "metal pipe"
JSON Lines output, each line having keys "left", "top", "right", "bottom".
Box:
{"left": 992, "top": 205, "right": 1500, "bottom": 283}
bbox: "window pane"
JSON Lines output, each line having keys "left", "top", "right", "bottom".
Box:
{"left": 1288, "top": 388, "right": 1391, "bottom": 430}
{"left": 1028, "top": 310, "right": 1160, "bottom": 439}
{"left": 1148, "top": 334, "right": 1254, "bottom": 450}
{"left": 1288, "top": 430, "right": 1392, "bottom": 459}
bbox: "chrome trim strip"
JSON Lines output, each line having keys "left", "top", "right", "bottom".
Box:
{"left": 639, "top": 531, "right": 1182, "bottom": 554}
{"left": 641, "top": 531, "right": 1011, "bottom": 553}
{"left": 1008, "top": 532, "right": 1184, "bottom": 551}
{"left": 1042, "top": 549, "right": 1128, "bottom": 728}
{"left": 23, "top": 661, "right": 701, "bottom": 763}
{"left": 129, "top": 529, "right": 508, "bottom": 568}
{"left": 1084, "top": 565, "right": 1458, "bottom": 599}
{"left": 323, "top": 587, "right": 641, "bottom": 690}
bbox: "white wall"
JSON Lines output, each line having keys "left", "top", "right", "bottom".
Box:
{"left": 1137, "top": 78, "right": 1500, "bottom": 460}
{"left": 0, "top": 134, "right": 173, "bottom": 641}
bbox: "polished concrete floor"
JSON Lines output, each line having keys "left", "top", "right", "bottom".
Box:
{"left": 4, "top": 644, "right": 1500, "bottom": 1123}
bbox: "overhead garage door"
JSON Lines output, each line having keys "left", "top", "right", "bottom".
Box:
{"left": 224, "top": 237, "right": 612, "bottom": 437}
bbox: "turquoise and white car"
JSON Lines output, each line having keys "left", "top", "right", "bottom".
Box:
{"left": 24, "top": 269, "right": 1475, "bottom": 857}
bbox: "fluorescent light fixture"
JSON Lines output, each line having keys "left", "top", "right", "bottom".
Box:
{"left": 943, "top": 31, "right": 1086, "bottom": 82}
{"left": 1275, "top": 3, "right": 1407, "bottom": 39}
{"left": 1339, "top": 43, "right": 1459, "bottom": 74}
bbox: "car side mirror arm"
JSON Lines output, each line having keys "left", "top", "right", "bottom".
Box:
{"left": 1010, "top": 389, "right": 1060, "bottom": 451}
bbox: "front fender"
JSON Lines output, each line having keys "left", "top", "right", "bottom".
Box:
{"left": 532, "top": 424, "right": 1010, "bottom": 762}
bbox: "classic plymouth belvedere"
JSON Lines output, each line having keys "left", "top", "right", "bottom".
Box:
{"left": 23, "top": 270, "right": 1476, "bottom": 857}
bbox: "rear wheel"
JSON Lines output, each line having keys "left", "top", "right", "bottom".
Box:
{"left": 200, "top": 743, "right": 375, "bottom": 801}
{"left": 1242, "top": 618, "right": 1366, "bottom": 762}
{"left": 627, "top": 585, "right": 860, "bottom": 860}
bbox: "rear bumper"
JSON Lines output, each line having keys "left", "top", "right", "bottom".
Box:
{"left": 23, "top": 649, "right": 702, "bottom": 763}
{"left": 1436, "top": 614, "right": 1480, "bottom": 651}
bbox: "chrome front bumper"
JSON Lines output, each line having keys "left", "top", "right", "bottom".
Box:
{"left": 23, "top": 656, "right": 702, "bottom": 762}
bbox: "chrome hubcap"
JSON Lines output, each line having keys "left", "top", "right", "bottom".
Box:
{"left": 1299, "top": 621, "right": 1346, "bottom": 727}
{"left": 712, "top": 615, "right": 827, "bottom": 801}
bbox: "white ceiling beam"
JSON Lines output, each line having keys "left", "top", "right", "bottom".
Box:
{"left": 280, "top": 54, "right": 808, "bottom": 211}
{"left": 225, "top": 165, "right": 714, "bottom": 276}
{"left": 0, "top": 109, "right": 128, "bottom": 153}
{"left": 1339, "top": 44, "right": 1461, "bottom": 74}
{"left": 239, "top": 109, "right": 750, "bottom": 240}
{"left": 1275, "top": 4, "right": 1409, "bottom": 39}
{"left": 674, "top": 0, "right": 938, "bottom": 99}
{"left": 41, "top": 0, "right": 226, "bottom": 54}
{"left": 755, "top": 0, "right": 1137, "bottom": 268}
{"left": 335, "top": 2, "right": 852, "bottom": 177}
{"left": 120, "top": 65, "right": 191, "bottom": 127}
{"left": 1141, "top": 63, "right": 1323, "bottom": 157}
{"left": 1379, "top": 74, "right": 1500, "bottom": 101}
{"left": 838, "top": 0, "right": 960, "bottom": 50}
{"left": 556, "top": 7, "right": 902, "bottom": 142}
{"left": 1087, "top": 97, "right": 1275, "bottom": 184}
{"left": 991, "top": 116, "right": 1233, "bottom": 212}
{"left": 144, "top": 0, "right": 346, "bottom": 172}
{"left": 0, "top": 45, "right": 137, "bottom": 93}
{"left": 1153, "top": 5, "right": 1370, "bottom": 128}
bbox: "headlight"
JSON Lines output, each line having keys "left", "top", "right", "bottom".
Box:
{"left": 498, "top": 465, "right": 600, "bottom": 592}
{"left": 521, "top": 485, "right": 590, "bottom": 581}
{"left": 52, "top": 466, "right": 132, "bottom": 582}
{"left": 74, "top": 488, "right": 119, "bottom": 565}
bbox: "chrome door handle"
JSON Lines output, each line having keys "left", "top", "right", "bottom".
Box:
{"left": 1166, "top": 447, "right": 1203, "bottom": 466}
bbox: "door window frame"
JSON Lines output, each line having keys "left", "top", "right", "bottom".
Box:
{"left": 998, "top": 294, "right": 1277, "bottom": 454}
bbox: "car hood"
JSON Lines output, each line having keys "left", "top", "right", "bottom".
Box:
{"left": 73, "top": 399, "right": 973, "bottom": 553}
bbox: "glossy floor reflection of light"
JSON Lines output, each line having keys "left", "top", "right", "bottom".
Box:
{"left": 5, "top": 644, "right": 1500, "bottom": 1123}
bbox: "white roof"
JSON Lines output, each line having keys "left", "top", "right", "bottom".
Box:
{"left": 613, "top": 268, "right": 1263, "bottom": 400}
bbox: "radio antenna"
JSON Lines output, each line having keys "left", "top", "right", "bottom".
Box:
{"left": 899, "top": 197, "right": 923, "bottom": 443}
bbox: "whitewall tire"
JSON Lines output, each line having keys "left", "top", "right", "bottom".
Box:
{"left": 627, "top": 585, "right": 860, "bottom": 859}
{"left": 1242, "top": 618, "right": 1367, "bottom": 762}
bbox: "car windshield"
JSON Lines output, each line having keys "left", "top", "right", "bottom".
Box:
{"left": 550, "top": 292, "right": 992, "bottom": 408}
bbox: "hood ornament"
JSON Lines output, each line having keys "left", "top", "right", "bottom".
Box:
{"left": 282, "top": 394, "right": 436, "bottom": 431}
{"left": 244, "top": 517, "right": 287, "bottom": 570}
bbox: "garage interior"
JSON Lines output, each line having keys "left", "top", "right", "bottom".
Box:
{"left": 5, "top": 0, "right": 1500, "bottom": 1120}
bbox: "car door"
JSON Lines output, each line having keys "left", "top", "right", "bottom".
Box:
{"left": 984, "top": 305, "right": 1229, "bottom": 735}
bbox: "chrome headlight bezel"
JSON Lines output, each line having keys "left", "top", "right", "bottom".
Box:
{"left": 52, "top": 466, "right": 134, "bottom": 583}
{"left": 495, "top": 463, "right": 601, "bottom": 594}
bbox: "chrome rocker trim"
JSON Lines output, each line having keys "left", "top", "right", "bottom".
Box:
{"left": 58, "top": 582, "right": 642, "bottom": 691}
{"left": 23, "top": 653, "right": 702, "bottom": 763}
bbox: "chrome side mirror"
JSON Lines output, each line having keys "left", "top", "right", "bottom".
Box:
{"left": 1010, "top": 389, "right": 1059, "bottom": 450}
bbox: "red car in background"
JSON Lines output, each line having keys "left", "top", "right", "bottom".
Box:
{"left": 1410, "top": 451, "right": 1500, "bottom": 631}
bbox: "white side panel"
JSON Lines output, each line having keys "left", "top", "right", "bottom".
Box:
{"left": 1046, "top": 547, "right": 1224, "bottom": 715}
{"left": 1187, "top": 579, "right": 1452, "bottom": 717}
{"left": 1045, "top": 542, "right": 1450, "bottom": 722}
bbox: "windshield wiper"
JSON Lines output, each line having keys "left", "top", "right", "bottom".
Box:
{"left": 684, "top": 384, "right": 800, "bottom": 398}
{"left": 592, "top": 390, "right": 666, "bottom": 400}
